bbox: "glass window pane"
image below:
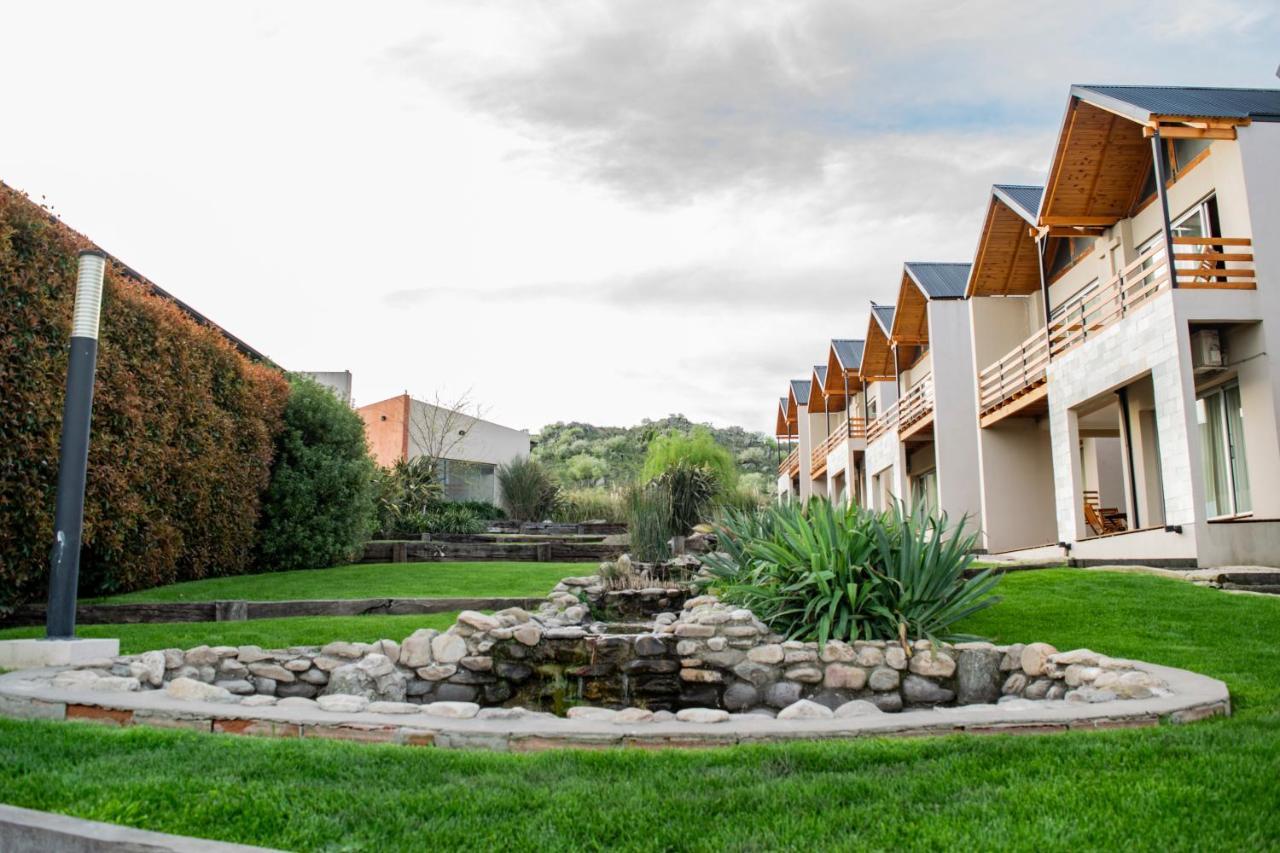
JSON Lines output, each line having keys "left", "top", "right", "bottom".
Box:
{"left": 1224, "top": 385, "right": 1251, "bottom": 514}
{"left": 1198, "top": 395, "right": 1229, "bottom": 517}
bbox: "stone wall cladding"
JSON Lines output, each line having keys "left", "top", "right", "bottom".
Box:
{"left": 51, "top": 587, "right": 1169, "bottom": 719}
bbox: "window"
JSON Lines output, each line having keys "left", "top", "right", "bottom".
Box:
{"left": 910, "top": 469, "right": 938, "bottom": 517}
{"left": 438, "top": 459, "right": 498, "bottom": 504}
{"left": 1048, "top": 236, "right": 1095, "bottom": 279}
{"left": 1138, "top": 138, "right": 1212, "bottom": 202}
{"left": 1197, "top": 382, "right": 1251, "bottom": 518}
{"left": 866, "top": 396, "right": 878, "bottom": 421}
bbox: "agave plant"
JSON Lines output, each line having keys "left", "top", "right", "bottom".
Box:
{"left": 702, "top": 499, "right": 1000, "bottom": 646}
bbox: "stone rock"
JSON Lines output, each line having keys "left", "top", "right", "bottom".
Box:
{"left": 240, "top": 695, "right": 278, "bottom": 707}
{"left": 1066, "top": 687, "right": 1117, "bottom": 704}
{"left": 819, "top": 641, "right": 856, "bottom": 663}
{"left": 868, "top": 667, "right": 900, "bottom": 692}
{"left": 1000, "top": 643, "right": 1026, "bottom": 671}
{"left": 1064, "top": 664, "right": 1102, "bottom": 687}
{"left": 430, "top": 633, "right": 468, "bottom": 664}
{"left": 460, "top": 656, "right": 493, "bottom": 672}
{"left": 722, "top": 682, "right": 760, "bottom": 711}
{"left": 276, "top": 682, "right": 320, "bottom": 699}
{"left": 908, "top": 650, "right": 956, "bottom": 678}
{"left": 248, "top": 663, "right": 295, "bottom": 683}
{"left": 356, "top": 654, "right": 395, "bottom": 678}
{"left": 313, "top": 656, "right": 345, "bottom": 672}
{"left": 399, "top": 629, "right": 438, "bottom": 668}
{"left": 783, "top": 649, "right": 818, "bottom": 664}
{"left": 823, "top": 664, "right": 867, "bottom": 691}
{"left": 901, "top": 675, "right": 954, "bottom": 705}
{"left": 282, "top": 658, "right": 311, "bottom": 673}
{"left": 1106, "top": 670, "right": 1163, "bottom": 699}
{"left": 367, "top": 701, "right": 420, "bottom": 715}
{"left": 317, "top": 694, "right": 370, "bottom": 713}
{"left": 885, "top": 646, "right": 908, "bottom": 670}
{"left": 956, "top": 649, "right": 1002, "bottom": 705}
{"left": 214, "top": 679, "right": 255, "bottom": 695}
{"left": 855, "top": 646, "right": 885, "bottom": 667}
{"left": 416, "top": 664, "right": 457, "bottom": 681}
{"left": 680, "top": 668, "right": 722, "bottom": 683}
{"left": 1024, "top": 678, "right": 1053, "bottom": 700}
{"left": 612, "top": 707, "right": 655, "bottom": 724}
{"left": 162, "top": 648, "right": 185, "bottom": 669}
{"left": 134, "top": 651, "right": 165, "bottom": 687}
{"left": 764, "top": 681, "right": 802, "bottom": 709}
{"left": 165, "top": 677, "right": 235, "bottom": 703}
{"left": 322, "top": 641, "right": 364, "bottom": 659}
{"left": 458, "top": 610, "right": 501, "bottom": 632}
{"left": 434, "top": 684, "right": 479, "bottom": 702}
{"left": 219, "top": 659, "right": 249, "bottom": 678}
{"left": 1050, "top": 648, "right": 1101, "bottom": 667}
{"left": 477, "top": 707, "right": 530, "bottom": 719}
{"left": 675, "top": 708, "right": 730, "bottom": 724}
{"left": 184, "top": 645, "right": 219, "bottom": 667}
{"left": 732, "top": 662, "right": 777, "bottom": 687}
{"left": 368, "top": 639, "right": 400, "bottom": 662}
{"left": 567, "top": 706, "right": 616, "bottom": 720}
{"left": 423, "top": 701, "right": 480, "bottom": 719}
{"left": 197, "top": 665, "right": 217, "bottom": 684}
{"left": 783, "top": 665, "right": 823, "bottom": 684}
{"left": 700, "top": 649, "right": 746, "bottom": 668}
{"left": 236, "top": 645, "right": 273, "bottom": 664}
{"left": 278, "top": 696, "right": 319, "bottom": 709}
{"left": 324, "top": 664, "right": 377, "bottom": 699}
{"left": 1045, "top": 683, "right": 1067, "bottom": 701}
{"left": 834, "top": 699, "right": 883, "bottom": 719}
{"left": 1020, "top": 642, "right": 1058, "bottom": 676}
{"left": 508, "top": 623, "right": 540, "bottom": 646}
{"left": 674, "top": 623, "right": 716, "bottom": 638}
{"left": 870, "top": 692, "right": 904, "bottom": 712}
{"left": 298, "top": 669, "right": 329, "bottom": 686}
{"left": 253, "top": 677, "right": 277, "bottom": 696}
{"left": 675, "top": 640, "right": 701, "bottom": 657}
{"left": 1002, "top": 672, "right": 1028, "bottom": 694}
{"left": 771, "top": 698, "right": 832, "bottom": 721}
{"left": 633, "top": 635, "right": 666, "bottom": 656}
{"left": 52, "top": 670, "right": 102, "bottom": 688}
{"left": 706, "top": 637, "right": 727, "bottom": 652}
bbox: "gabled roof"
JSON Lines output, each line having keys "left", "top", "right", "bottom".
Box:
{"left": 992, "top": 184, "right": 1043, "bottom": 224}
{"left": 788, "top": 379, "right": 811, "bottom": 412}
{"left": 775, "top": 396, "right": 791, "bottom": 438}
{"left": 968, "top": 186, "right": 1043, "bottom": 298}
{"left": 831, "top": 339, "right": 864, "bottom": 372}
{"left": 861, "top": 303, "right": 896, "bottom": 382}
{"left": 1074, "top": 84, "right": 1280, "bottom": 123}
{"left": 903, "top": 262, "right": 971, "bottom": 299}
{"left": 807, "top": 365, "right": 830, "bottom": 410}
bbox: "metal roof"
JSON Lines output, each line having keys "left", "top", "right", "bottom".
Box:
{"left": 870, "top": 303, "right": 895, "bottom": 334}
{"left": 831, "top": 339, "right": 864, "bottom": 370}
{"left": 812, "top": 365, "right": 827, "bottom": 385}
{"left": 992, "top": 184, "right": 1043, "bottom": 224}
{"left": 903, "top": 262, "right": 971, "bottom": 299}
{"left": 1073, "top": 85, "right": 1280, "bottom": 123}
{"left": 789, "top": 379, "right": 811, "bottom": 405}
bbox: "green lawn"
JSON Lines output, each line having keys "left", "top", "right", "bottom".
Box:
{"left": 1, "top": 570, "right": 1278, "bottom": 850}
{"left": 0, "top": 613, "right": 461, "bottom": 655}
{"left": 85, "top": 561, "right": 587, "bottom": 604}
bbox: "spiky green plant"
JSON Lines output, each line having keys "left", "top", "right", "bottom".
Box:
{"left": 625, "top": 481, "right": 674, "bottom": 563}
{"left": 702, "top": 499, "right": 1000, "bottom": 646}
{"left": 497, "top": 457, "right": 561, "bottom": 521}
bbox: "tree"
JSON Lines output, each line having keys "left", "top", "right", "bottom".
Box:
{"left": 405, "top": 389, "right": 488, "bottom": 480}
{"left": 255, "top": 375, "right": 376, "bottom": 571}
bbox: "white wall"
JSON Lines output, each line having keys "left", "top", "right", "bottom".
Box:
{"left": 928, "top": 299, "right": 984, "bottom": 526}
{"left": 407, "top": 400, "right": 530, "bottom": 468}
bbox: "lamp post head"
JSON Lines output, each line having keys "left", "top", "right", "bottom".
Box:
{"left": 72, "top": 250, "right": 107, "bottom": 340}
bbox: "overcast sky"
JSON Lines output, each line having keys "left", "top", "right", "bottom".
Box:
{"left": 4, "top": 2, "right": 1277, "bottom": 434}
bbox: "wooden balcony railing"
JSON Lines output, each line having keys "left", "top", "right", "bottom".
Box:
{"left": 977, "top": 237, "right": 1255, "bottom": 419}
{"left": 898, "top": 377, "right": 934, "bottom": 434}
{"left": 811, "top": 418, "right": 867, "bottom": 473}
{"left": 866, "top": 400, "right": 899, "bottom": 443}
{"left": 778, "top": 446, "right": 800, "bottom": 477}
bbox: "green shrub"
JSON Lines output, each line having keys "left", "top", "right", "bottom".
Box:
{"left": 254, "top": 376, "right": 377, "bottom": 571}
{"left": 658, "top": 463, "right": 718, "bottom": 535}
{"left": 553, "top": 487, "right": 626, "bottom": 523}
{"left": 498, "top": 457, "right": 560, "bottom": 521}
{"left": 640, "top": 427, "right": 738, "bottom": 492}
{"left": 373, "top": 457, "right": 442, "bottom": 533}
{"left": 702, "top": 500, "right": 999, "bottom": 646}
{"left": 0, "top": 183, "right": 289, "bottom": 610}
{"left": 402, "top": 504, "right": 485, "bottom": 535}
{"left": 625, "top": 481, "right": 673, "bottom": 563}
{"left": 452, "top": 500, "right": 505, "bottom": 521}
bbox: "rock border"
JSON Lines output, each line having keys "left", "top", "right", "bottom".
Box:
{"left": 0, "top": 660, "right": 1229, "bottom": 751}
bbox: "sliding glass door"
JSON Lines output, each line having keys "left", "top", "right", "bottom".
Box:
{"left": 1197, "top": 383, "right": 1251, "bottom": 518}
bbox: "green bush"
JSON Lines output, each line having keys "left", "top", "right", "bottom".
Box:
{"left": 553, "top": 487, "right": 626, "bottom": 523}
{"left": 625, "top": 481, "right": 673, "bottom": 563}
{"left": 254, "top": 376, "right": 376, "bottom": 571}
{"left": 373, "top": 457, "right": 442, "bottom": 534}
{"left": 402, "top": 504, "right": 485, "bottom": 535}
{"left": 702, "top": 500, "right": 999, "bottom": 646}
{"left": 640, "top": 427, "right": 738, "bottom": 491}
{"left": 453, "top": 500, "right": 505, "bottom": 521}
{"left": 658, "top": 463, "right": 718, "bottom": 535}
{"left": 0, "top": 183, "right": 289, "bottom": 610}
{"left": 498, "top": 457, "right": 560, "bottom": 521}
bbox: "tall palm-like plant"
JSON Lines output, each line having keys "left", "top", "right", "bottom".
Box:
{"left": 703, "top": 499, "right": 999, "bottom": 646}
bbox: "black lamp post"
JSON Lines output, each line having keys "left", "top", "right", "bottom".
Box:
{"left": 45, "top": 250, "right": 106, "bottom": 640}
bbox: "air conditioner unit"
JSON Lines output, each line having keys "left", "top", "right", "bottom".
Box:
{"left": 1190, "top": 329, "right": 1224, "bottom": 373}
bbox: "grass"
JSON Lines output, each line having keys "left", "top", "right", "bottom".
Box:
{"left": 84, "top": 562, "right": 587, "bottom": 604}
{"left": 0, "top": 570, "right": 1278, "bottom": 850}
{"left": 0, "top": 613, "right": 461, "bottom": 655}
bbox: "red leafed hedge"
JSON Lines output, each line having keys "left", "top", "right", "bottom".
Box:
{"left": 0, "top": 183, "right": 290, "bottom": 613}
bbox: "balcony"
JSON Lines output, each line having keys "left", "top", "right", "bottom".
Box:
{"left": 898, "top": 377, "right": 934, "bottom": 441}
{"left": 811, "top": 418, "right": 867, "bottom": 477}
{"left": 978, "top": 236, "right": 1256, "bottom": 425}
{"left": 778, "top": 446, "right": 800, "bottom": 477}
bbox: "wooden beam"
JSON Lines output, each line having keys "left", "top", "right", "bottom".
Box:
{"left": 1039, "top": 215, "right": 1119, "bottom": 227}
{"left": 1143, "top": 125, "right": 1235, "bottom": 140}
{"left": 1045, "top": 226, "right": 1106, "bottom": 237}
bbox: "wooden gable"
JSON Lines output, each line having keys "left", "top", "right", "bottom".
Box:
{"left": 1040, "top": 98, "right": 1152, "bottom": 227}
{"left": 823, "top": 345, "right": 858, "bottom": 404}
{"left": 860, "top": 309, "right": 895, "bottom": 382}
{"left": 890, "top": 271, "right": 929, "bottom": 349}
{"left": 967, "top": 194, "right": 1041, "bottom": 297}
